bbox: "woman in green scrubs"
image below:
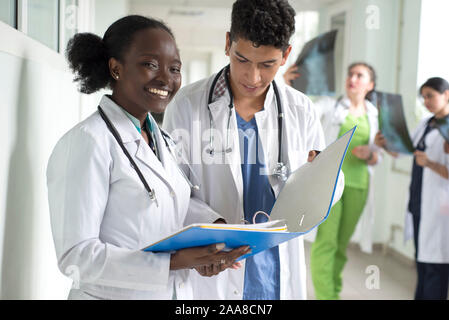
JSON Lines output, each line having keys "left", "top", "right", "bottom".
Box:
{"left": 310, "top": 62, "right": 381, "bottom": 300}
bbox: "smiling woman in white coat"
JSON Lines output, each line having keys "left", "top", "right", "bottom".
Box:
{"left": 46, "top": 15, "right": 249, "bottom": 300}
{"left": 376, "top": 77, "right": 449, "bottom": 300}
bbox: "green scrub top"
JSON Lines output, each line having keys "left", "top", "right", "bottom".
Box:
{"left": 338, "top": 113, "right": 370, "bottom": 189}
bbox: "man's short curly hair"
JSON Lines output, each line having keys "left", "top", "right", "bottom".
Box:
{"left": 229, "top": 0, "right": 296, "bottom": 52}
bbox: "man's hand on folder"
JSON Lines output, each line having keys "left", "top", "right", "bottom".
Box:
{"left": 169, "top": 243, "right": 251, "bottom": 277}
{"left": 308, "top": 150, "right": 321, "bottom": 162}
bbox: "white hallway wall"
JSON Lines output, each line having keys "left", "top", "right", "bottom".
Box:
{"left": 0, "top": 0, "right": 129, "bottom": 299}
{"left": 0, "top": 22, "right": 79, "bottom": 299}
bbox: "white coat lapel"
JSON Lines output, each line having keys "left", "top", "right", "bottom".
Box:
{"left": 133, "top": 122, "right": 178, "bottom": 190}
{"left": 208, "top": 96, "right": 244, "bottom": 203}
{"left": 99, "top": 96, "right": 140, "bottom": 145}
{"left": 134, "top": 136, "right": 166, "bottom": 175}
{"left": 99, "top": 96, "right": 172, "bottom": 188}
{"left": 208, "top": 97, "right": 232, "bottom": 144}
{"left": 149, "top": 122, "right": 180, "bottom": 186}
{"left": 365, "top": 101, "right": 379, "bottom": 144}
{"left": 334, "top": 97, "right": 350, "bottom": 124}
{"left": 256, "top": 85, "right": 296, "bottom": 197}
{"left": 255, "top": 85, "right": 278, "bottom": 181}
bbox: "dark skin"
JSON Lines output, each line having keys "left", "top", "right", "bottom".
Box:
{"left": 107, "top": 27, "right": 250, "bottom": 276}
{"left": 109, "top": 28, "right": 182, "bottom": 145}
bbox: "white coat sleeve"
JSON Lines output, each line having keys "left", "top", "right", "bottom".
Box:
{"left": 368, "top": 109, "right": 384, "bottom": 166}
{"left": 163, "top": 94, "right": 224, "bottom": 225}
{"left": 313, "top": 96, "right": 336, "bottom": 124}
{"left": 307, "top": 97, "right": 345, "bottom": 206}
{"left": 46, "top": 128, "right": 171, "bottom": 291}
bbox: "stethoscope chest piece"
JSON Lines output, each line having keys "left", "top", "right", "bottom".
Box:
{"left": 148, "top": 190, "right": 158, "bottom": 207}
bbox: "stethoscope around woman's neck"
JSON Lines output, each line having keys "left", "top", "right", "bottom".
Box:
{"left": 207, "top": 65, "right": 289, "bottom": 181}
{"left": 98, "top": 106, "right": 200, "bottom": 207}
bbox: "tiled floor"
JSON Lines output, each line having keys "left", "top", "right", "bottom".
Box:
{"left": 304, "top": 241, "right": 417, "bottom": 300}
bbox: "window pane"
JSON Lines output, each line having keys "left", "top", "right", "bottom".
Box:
{"left": 62, "top": 0, "right": 79, "bottom": 52}
{"left": 27, "top": 0, "right": 59, "bottom": 51}
{"left": 0, "top": 0, "right": 16, "bottom": 27}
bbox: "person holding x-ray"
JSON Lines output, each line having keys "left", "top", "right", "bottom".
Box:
{"left": 163, "top": 0, "right": 344, "bottom": 300}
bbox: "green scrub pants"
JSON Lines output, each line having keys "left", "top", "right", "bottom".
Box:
{"left": 310, "top": 186, "right": 369, "bottom": 300}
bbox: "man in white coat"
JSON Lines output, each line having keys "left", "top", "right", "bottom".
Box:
{"left": 163, "top": 0, "right": 342, "bottom": 300}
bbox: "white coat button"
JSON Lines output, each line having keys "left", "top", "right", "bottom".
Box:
{"left": 170, "top": 191, "right": 175, "bottom": 198}
{"left": 233, "top": 290, "right": 239, "bottom": 295}
{"left": 179, "top": 282, "right": 184, "bottom": 289}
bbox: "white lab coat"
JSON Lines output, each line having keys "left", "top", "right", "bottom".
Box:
{"left": 404, "top": 116, "right": 449, "bottom": 263}
{"left": 162, "top": 73, "right": 344, "bottom": 300}
{"left": 47, "top": 95, "right": 222, "bottom": 300}
{"left": 305, "top": 96, "right": 380, "bottom": 253}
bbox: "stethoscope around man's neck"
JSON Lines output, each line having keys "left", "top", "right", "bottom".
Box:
{"left": 207, "top": 65, "right": 289, "bottom": 181}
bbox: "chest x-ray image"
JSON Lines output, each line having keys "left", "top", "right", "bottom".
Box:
{"left": 291, "top": 30, "right": 338, "bottom": 96}
{"left": 369, "top": 91, "right": 415, "bottom": 154}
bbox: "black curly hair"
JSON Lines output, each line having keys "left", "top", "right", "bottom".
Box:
{"left": 66, "top": 15, "right": 174, "bottom": 94}
{"left": 229, "top": 0, "right": 296, "bottom": 52}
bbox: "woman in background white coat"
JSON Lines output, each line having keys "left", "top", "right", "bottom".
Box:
{"left": 376, "top": 77, "right": 449, "bottom": 300}
{"left": 46, "top": 15, "right": 249, "bottom": 300}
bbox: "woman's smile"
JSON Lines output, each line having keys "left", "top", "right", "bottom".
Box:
{"left": 147, "top": 87, "right": 170, "bottom": 99}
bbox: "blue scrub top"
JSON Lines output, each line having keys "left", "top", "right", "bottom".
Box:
{"left": 236, "top": 112, "right": 280, "bottom": 300}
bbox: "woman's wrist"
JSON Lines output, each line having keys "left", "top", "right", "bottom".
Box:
{"left": 169, "top": 252, "right": 181, "bottom": 270}
{"left": 426, "top": 160, "right": 449, "bottom": 179}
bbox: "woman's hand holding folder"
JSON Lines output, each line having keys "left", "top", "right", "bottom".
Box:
{"left": 169, "top": 243, "right": 251, "bottom": 277}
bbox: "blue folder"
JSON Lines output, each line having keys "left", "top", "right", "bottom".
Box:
{"left": 143, "top": 127, "right": 355, "bottom": 261}
{"left": 143, "top": 223, "right": 300, "bottom": 261}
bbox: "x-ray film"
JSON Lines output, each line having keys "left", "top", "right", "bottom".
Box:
{"left": 369, "top": 91, "right": 415, "bottom": 154}
{"left": 291, "top": 30, "right": 337, "bottom": 96}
